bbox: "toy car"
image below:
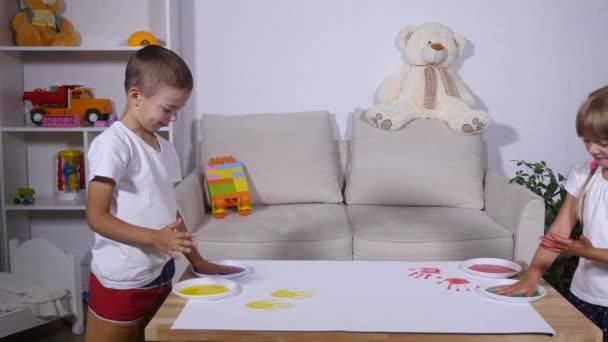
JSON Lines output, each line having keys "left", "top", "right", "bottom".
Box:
{"left": 14, "top": 188, "right": 36, "bottom": 205}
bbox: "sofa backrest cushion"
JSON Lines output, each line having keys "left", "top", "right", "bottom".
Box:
{"left": 201, "top": 111, "right": 344, "bottom": 205}
{"left": 344, "top": 110, "right": 484, "bottom": 209}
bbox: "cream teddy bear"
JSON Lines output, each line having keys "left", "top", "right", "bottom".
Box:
{"left": 365, "top": 23, "right": 489, "bottom": 134}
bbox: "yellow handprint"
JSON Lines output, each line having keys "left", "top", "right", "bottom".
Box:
{"left": 271, "top": 288, "right": 315, "bottom": 299}
{"left": 246, "top": 300, "right": 295, "bottom": 311}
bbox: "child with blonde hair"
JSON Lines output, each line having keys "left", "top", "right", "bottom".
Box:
{"left": 496, "top": 86, "right": 608, "bottom": 339}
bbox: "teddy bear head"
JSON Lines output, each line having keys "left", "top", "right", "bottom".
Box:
{"left": 396, "top": 23, "right": 466, "bottom": 67}
{"left": 24, "top": 0, "right": 63, "bottom": 11}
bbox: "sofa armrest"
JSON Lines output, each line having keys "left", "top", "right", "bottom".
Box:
{"left": 175, "top": 168, "right": 207, "bottom": 232}
{"left": 484, "top": 170, "right": 545, "bottom": 264}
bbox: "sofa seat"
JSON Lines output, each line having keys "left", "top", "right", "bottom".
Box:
{"left": 349, "top": 205, "right": 513, "bottom": 261}
{"left": 194, "top": 204, "right": 352, "bottom": 260}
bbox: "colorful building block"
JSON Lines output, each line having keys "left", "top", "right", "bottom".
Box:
{"left": 42, "top": 115, "right": 81, "bottom": 127}
{"left": 205, "top": 156, "right": 251, "bottom": 218}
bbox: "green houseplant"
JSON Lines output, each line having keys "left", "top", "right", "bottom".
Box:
{"left": 510, "top": 160, "right": 582, "bottom": 296}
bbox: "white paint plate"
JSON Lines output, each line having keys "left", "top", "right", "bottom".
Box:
{"left": 459, "top": 258, "right": 522, "bottom": 278}
{"left": 173, "top": 277, "right": 239, "bottom": 301}
{"left": 191, "top": 260, "right": 253, "bottom": 279}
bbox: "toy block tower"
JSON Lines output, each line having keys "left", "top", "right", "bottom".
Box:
{"left": 204, "top": 156, "right": 252, "bottom": 218}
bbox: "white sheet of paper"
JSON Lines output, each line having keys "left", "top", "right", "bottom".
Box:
{"left": 172, "top": 261, "right": 555, "bottom": 335}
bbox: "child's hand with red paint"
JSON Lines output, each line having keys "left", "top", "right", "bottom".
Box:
{"left": 560, "top": 234, "right": 594, "bottom": 258}
{"left": 539, "top": 231, "right": 573, "bottom": 253}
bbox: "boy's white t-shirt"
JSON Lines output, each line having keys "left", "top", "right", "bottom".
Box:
{"left": 87, "top": 121, "right": 182, "bottom": 289}
{"left": 565, "top": 162, "right": 608, "bottom": 307}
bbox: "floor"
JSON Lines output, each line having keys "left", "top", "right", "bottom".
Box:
{"left": 1, "top": 305, "right": 87, "bottom": 342}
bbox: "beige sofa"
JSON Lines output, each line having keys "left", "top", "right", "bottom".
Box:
{"left": 175, "top": 110, "right": 544, "bottom": 270}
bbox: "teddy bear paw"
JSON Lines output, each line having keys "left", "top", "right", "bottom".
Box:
{"left": 461, "top": 116, "right": 488, "bottom": 134}
{"left": 365, "top": 110, "right": 393, "bottom": 130}
{"left": 374, "top": 113, "right": 393, "bottom": 130}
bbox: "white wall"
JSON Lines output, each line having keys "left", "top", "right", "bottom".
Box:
{"left": 177, "top": 0, "right": 608, "bottom": 178}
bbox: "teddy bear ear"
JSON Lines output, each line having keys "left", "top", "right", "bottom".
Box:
{"left": 396, "top": 26, "right": 417, "bottom": 50}
{"left": 452, "top": 32, "right": 467, "bottom": 57}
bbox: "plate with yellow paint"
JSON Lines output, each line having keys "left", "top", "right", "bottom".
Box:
{"left": 191, "top": 260, "right": 253, "bottom": 280}
{"left": 173, "top": 278, "right": 239, "bottom": 301}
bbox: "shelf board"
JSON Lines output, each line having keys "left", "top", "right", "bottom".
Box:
{"left": 6, "top": 195, "right": 85, "bottom": 211}
{"left": 1, "top": 126, "right": 170, "bottom": 132}
{"left": 0, "top": 46, "right": 140, "bottom": 52}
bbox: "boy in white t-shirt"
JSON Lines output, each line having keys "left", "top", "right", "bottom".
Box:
{"left": 496, "top": 86, "right": 608, "bottom": 339}
{"left": 84, "top": 45, "right": 238, "bottom": 342}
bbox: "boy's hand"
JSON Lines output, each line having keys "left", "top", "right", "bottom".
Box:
{"left": 153, "top": 218, "right": 197, "bottom": 259}
{"left": 193, "top": 260, "right": 243, "bottom": 275}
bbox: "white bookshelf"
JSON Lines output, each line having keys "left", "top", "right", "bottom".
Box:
{"left": 0, "top": 0, "right": 181, "bottom": 291}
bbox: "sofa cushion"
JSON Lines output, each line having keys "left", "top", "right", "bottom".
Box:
{"left": 348, "top": 205, "right": 513, "bottom": 261}
{"left": 201, "top": 112, "right": 343, "bottom": 205}
{"left": 193, "top": 204, "right": 352, "bottom": 260}
{"left": 345, "top": 110, "right": 484, "bottom": 209}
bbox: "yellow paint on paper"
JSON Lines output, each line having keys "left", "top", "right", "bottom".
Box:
{"left": 179, "top": 285, "right": 230, "bottom": 296}
{"left": 271, "top": 289, "right": 315, "bottom": 299}
{"left": 246, "top": 300, "right": 295, "bottom": 311}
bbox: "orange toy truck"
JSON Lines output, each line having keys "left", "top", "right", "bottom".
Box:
{"left": 22, "top": 85, "right": 113, "bottom": 126}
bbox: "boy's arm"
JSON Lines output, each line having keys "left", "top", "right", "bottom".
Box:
{"left": 86, "top": 176, "right": 195, "bottom": 258}
{"left": 174, "top": 212, "right": 241, "bottom": 275}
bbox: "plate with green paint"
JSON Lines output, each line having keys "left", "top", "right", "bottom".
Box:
{"left": 479, "top": 283, "right": 547, "bottom": 303}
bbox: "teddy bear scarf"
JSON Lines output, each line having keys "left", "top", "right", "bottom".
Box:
{"left": 416, "top": 65, "right": 460, "bottom": 110}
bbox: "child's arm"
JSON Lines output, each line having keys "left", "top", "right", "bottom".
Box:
{"left": 172, "top": 213, "right": 242, "bottom": 275}
{"left": 493, "top": 193, "right": 579, "bottom": 296}
{"left": 86, "top": 176, "right": 196, "bottom": 258}
{"left": 544, "top": 233, "right": 608, "bottom": 264}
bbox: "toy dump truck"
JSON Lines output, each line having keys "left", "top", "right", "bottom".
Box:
{"left": 205, "top": 156, "right": 251, "bottom": 219}
{"left": 22, "top": 85, "right": 113, "bottom": 126}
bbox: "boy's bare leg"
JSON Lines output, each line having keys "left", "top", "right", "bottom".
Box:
{"left": 85, "top": 310, "right": 145, "bottom": 342}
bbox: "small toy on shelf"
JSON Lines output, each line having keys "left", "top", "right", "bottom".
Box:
{"left": 57, "top": 150, "right": 85, "bottom": 200}
{"left": 42, "top": 115, "right": 81, "bottom": 128}
{"left": 14, "top": 188, "right": 36, "bottom": 205}
{"left": 205, "top": 156, "right": 252, "bottom": 219}
{"left": 11, "top": 0, "right": 80, "bottom": 46}
{"left": 127, "top": 31, "right": 159, "bottom": 46}
{"left": 93, "top": 114, "right": 118, "bottom": 127}
{"left": 22, "top": 85, "right": 113, "bottom": 126}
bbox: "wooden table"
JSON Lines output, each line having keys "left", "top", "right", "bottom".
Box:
{"left": 145, "top": 262, "right": 602, "bottom": 342}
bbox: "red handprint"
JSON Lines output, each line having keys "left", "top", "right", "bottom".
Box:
{"left": 437, "top": 278, "right": 476, "bottom": 291}
{"left": 408, "top": 267, "right": 442, "bottom": 279}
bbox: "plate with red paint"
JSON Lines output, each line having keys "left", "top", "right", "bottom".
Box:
{"left": 459, "top": 258, "right": 522, "bottom": 278}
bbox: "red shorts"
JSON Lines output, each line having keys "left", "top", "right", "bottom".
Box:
{"left": 88, "top": 260, "right": 175, "bottom": 323}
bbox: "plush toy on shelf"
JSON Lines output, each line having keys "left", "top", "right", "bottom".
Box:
{"left": 365, "top": 22, "right": 489, "bottom": 135}
{"left": 11, "top": 0, "right": 80, "bottom": 46}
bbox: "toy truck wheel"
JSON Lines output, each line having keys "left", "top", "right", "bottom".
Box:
{"left": 30, "top": 109, "right": 46, "bottom": 126}
{"left": 14, "top": 198, "right": 20, "bottom": 204}
{"left": 85, "top": 109, "right": 102, "bottom": 125}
